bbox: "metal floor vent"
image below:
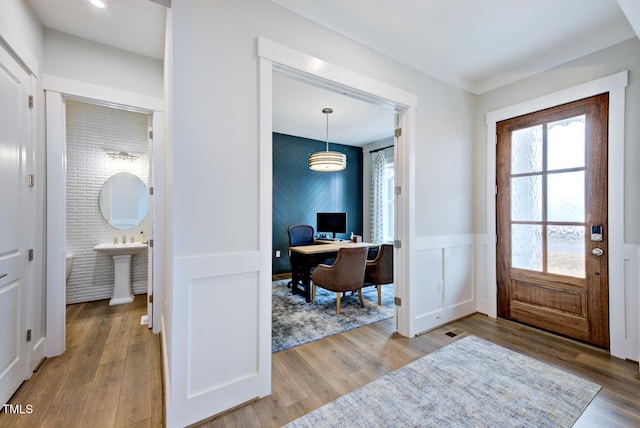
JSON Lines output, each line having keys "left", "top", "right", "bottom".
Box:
{"left": 445, "top": 328, "right": 465, "bottom": 338}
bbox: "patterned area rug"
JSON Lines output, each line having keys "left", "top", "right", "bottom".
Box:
{"left": 285, "top": 335, "right": 601, "bottom": 427}
{"left": 272, "top": 279, "right": 394, "bottom": 353}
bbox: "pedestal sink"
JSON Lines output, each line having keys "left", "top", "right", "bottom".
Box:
{"left": 94, "top": 243, "right": 147, "bottom": 305}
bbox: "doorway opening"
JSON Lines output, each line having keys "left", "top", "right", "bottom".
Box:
{"left": 258, "top": 37, "right": 418, "bottom": 342}
{"left": 44, "top": 81, "right": 164, "bottom": 357}
{"left": 64, "top": 99, "right": 152, "bottom": 312}
{"left": 271, "top": 70, "right": 397, "bottom": 351}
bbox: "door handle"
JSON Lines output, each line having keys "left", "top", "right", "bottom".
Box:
{"left": 0, "top": 273, "right": 7, "bottom": 279}
{"left": 592, "top": 248, "right": 604, "bottom": 256}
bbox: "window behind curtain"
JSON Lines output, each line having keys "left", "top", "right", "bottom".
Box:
{"left": 383, "top": 161, "right": 394, "bottom": 242}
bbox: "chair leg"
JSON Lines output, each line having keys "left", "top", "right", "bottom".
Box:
{"left": 312, "top": 283, "right": 316, "bottom": 303}
{"left": 377, "top": 284, "right": 382, "bottom": 305}
{"left": 358, "top": 288, "right": 364, "bottom": 308}
{"left": 336, "top": 292, "right": 341, "bottom": 314}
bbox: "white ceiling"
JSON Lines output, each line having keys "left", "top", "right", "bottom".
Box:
{"left": 27, "top": 0, "right": 166, "bottom": 60}
{"left": 25, "top": 0, "right": 639, "bottom": 145}
{"left": 271, "top": 0, "right": 636, "bottom": 94}
{"left": 273, "top": 73, "right": 395, "bottom": 146}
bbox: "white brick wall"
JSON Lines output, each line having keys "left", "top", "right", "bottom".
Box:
{"left": 66, "top": 100, "right": 150, "bottom": 304}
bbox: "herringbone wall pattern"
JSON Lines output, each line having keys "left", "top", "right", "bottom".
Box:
{"left": 273, "top": 133, "right": 363, "bottom": 274}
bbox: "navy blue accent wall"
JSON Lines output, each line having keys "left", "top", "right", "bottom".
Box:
{"left": 273, "top": 133, "right": 363, "bottom": 274}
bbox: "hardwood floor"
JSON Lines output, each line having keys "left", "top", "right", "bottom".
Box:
{"left": 3, "top": 290, "right": 639, "bottom": 428}
{"left": 0, "top": 294, "right": 163, "bottom": 428}
{"left": 197, "top": 314, "right": 640, "bottom": 427}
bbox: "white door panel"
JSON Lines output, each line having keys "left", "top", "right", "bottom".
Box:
{"left": 0, "top": 43, "right": 30, "bottom": 405}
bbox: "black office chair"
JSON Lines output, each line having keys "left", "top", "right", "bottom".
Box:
{"left": 288, "top": 224, "right": 315, "bottom": 288}
{"left": 288, "top": 224, "right": 315, "bottom": 247}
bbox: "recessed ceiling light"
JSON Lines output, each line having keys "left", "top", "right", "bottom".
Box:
{"left": 89, "top": 0, "right": 107, "bottom": 9}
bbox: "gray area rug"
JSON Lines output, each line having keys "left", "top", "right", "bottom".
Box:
{"left": 286, "top": 335, "right": 601, "bottom": 427}
{"left": 272, "top": 279, "right": 394, "bottom": 353}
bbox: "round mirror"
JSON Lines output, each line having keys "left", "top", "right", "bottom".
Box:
{"left": 99, "top": 172, "right": 148, "bottom": 230}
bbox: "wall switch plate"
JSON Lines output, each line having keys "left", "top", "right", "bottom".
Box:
{"left": 275, "top": 250, "right": 281, "bottom": 258}
{"left": 438, "top": 280, "right": 444, "bottom": 293}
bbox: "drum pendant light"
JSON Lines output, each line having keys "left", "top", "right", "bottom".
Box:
{"left": 309, "top": 107, "right": 346, "bottom": 171}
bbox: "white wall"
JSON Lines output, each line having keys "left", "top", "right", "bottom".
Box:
{"left": 0, "top": 0, "right": 42, "bottom": 70}
{"left": 43, "top": 29, "right": 163, "bottom": 99}
{"left": 171, "top": 2, "right": 476, "bottom": 257}
{"left": 168, "top": 0, "right": 477, "bottom": 425}
{"left": 65, "top": 100, "right": 149, "bottom": 304}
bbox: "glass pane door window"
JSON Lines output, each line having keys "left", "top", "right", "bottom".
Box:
{"left": 510, "top": 115, "right": 586, "bottom": 278}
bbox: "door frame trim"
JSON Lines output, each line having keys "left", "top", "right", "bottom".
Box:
{"left": 257, "top": 37, "right": 418, "bottom": 337}
{"left": 483, "top": 71, "right": 630, "bottom": 358}
{"left": 44, "top": 75, "right": 164, "bottom": 357}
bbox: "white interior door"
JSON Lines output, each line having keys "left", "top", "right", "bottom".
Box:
{"left": 0, "top": 43, "right": 31, "bottom": 405}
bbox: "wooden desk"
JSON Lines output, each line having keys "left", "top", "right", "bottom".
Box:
{"left": 289, "top": 241, "right": 378, "bottom": 302}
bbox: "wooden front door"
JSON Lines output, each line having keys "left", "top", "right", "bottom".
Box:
{"left": 497, "top": 93, "right": 609, "bottom": 348}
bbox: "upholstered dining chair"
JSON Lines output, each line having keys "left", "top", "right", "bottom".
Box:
{"left": 288, "top": 224, "right": 315, "bottom": 288}
{"left": 311, "top": 246, "right": 368, "bottom": 314}
{"left": 364, "top": 244, "right": 394, "bottom": 305}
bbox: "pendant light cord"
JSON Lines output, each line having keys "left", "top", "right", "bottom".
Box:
{"left": 323, "top": 107, "right": 333, "bottom": 152}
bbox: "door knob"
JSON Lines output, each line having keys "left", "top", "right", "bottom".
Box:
{"left": 592, "top": 248, "right": 604, "bottom": 256}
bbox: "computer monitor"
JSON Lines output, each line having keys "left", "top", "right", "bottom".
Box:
{"left": 316, "top": 212, "right": 347, "bottom": 239}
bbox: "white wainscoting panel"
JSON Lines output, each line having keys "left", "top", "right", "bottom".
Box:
{"left": 412, "top": 248, "right": 443, "bottom": 320}
{"left": 611, "top": 243, "right": 639, "bottom": 360}
{"left": 411, "top": 235, "right": 476, "bottom": 335}
{"left": 444, "top": 245, "right": 474, "bottom": 308}
{"left": 167, "top": 251, "right": 270, "bottom": 427}
{"left": 187, "top": 271, "right": 259, "bottom": 398}
{"left": 474, "top": 234, "right": 495, "bottom": 317}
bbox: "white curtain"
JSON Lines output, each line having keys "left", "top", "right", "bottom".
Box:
{"left": 370, "top": 150, "right": 386, "bottom": 244}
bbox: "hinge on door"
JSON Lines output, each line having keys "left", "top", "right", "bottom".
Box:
{"left": 28, "top": 95, "right": 33, "bottom": 109}
{"left": 394, "top": 128, "right": 402, "bottom": 138}
{"left": 149, "top": 239, "right": 154, "bottom": 248}
{"left": 394, "top": 297, "right": 402, "bottom": 306}
{"left": 394, "top": 240, "right": 402, "bottom": 249}
{"left": 394, "top": 186, "right": 402, "bottom": 196}
{"left": 148, "top": 295, "right": 153, "bottom": 304}
{"left": 28, "top": 249, "right": 34, "bottom": 261}
{"left": 495, "top": 185, "right": 498, "bottom": 195}
{"left": 26, "top": 329, "right": 32, "bottom": 342}
{"left": 28, "top": 175, "right": 35, "bottom": 187}
{"left": 149, "top": 130, "right": 153, "bottom": 139}
{"left": 149, "top": 186, "right": 154, "bottom": 195}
